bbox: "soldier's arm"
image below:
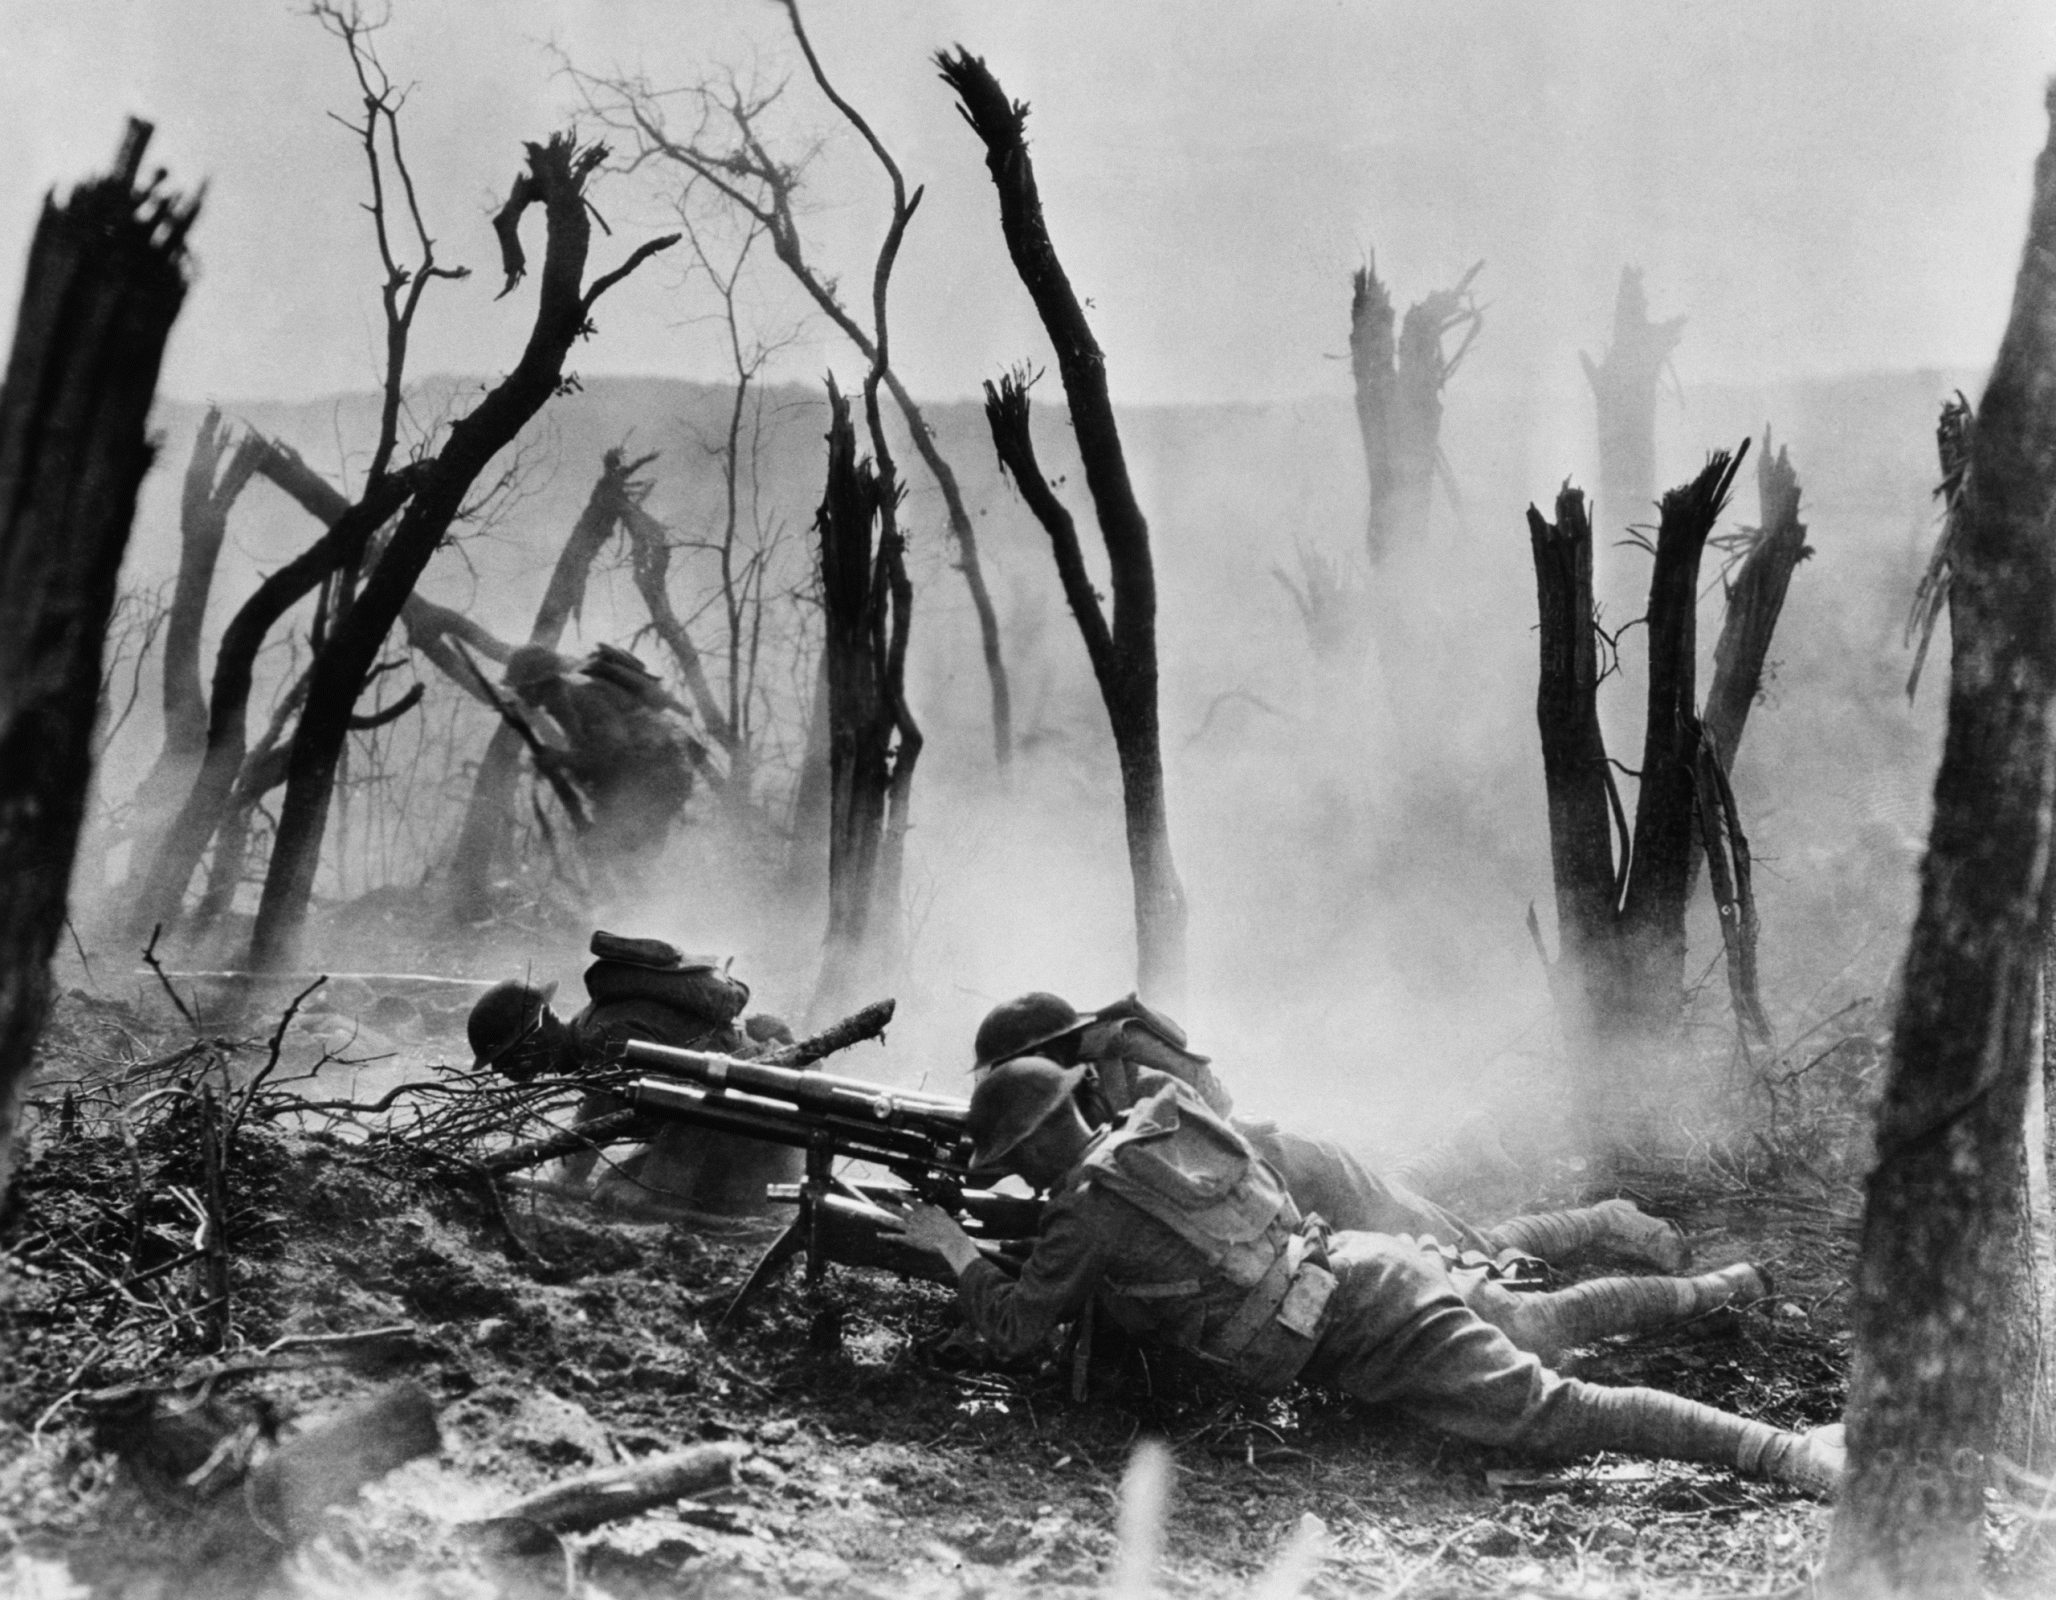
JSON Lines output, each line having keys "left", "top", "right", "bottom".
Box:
{"left": 952, "top": 1188, "right": 1109, "bottom": 1360}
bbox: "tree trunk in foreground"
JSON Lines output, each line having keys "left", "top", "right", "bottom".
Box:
{"left": 1823, "top": 86, "right": 2056, "bottom": 1600}
{"left": 1581, "top": 267, "right": 1684, "bottom": 534}
{"left": 0, "top": 121, "right": 194, "bottom": 1198}
{"left": 939, "top": 47, "right": 1187, "bottom": 1005}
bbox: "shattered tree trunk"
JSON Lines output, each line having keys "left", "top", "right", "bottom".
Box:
{"left": 246, "top": 137, "right": 672, "bottom": 974}
{"left": 941, "top": 48, "right": 1187, "bottom": 1004}
{"left": 1703, "top": 431, "right": 1813, "bottom": 767}
{"left": 1527, "top": 445, "right": 1761, "bottom": 1141}
{"left": 0, "top": 123, "right": 194, "bottom": 1197}
{"left": 765, "top": 0, "right": 1013, "bottom": 773}
{"left": 1349, "top": 264, "right": 1399, "bottom": 562}
{"left": 810, "top": 384, "right": 920, "bottom": 1024}
{"left": 245, "top": 440, "right": 531, "bottom": 925}
{"left": 1349, "top": 259, "right": 1482, "bottom": 565}
{"left": 127, "top": 455, "right": 419, "bottom": 944}
{"left": 447, "top": 449, "right": 646, "bottom": 922}
{"left": 1825, "top": 98, "right": 2056, "bottom": 1591}
{"left": 131, "top": 410, "right": 265, "bottom": 841}
{"left": 1580, "top": 267, "right": 1684, "bottom": 533}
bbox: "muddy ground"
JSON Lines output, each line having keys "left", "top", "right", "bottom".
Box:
{"left": 2, "top": 983, "right": 2049, "bottom": 1599}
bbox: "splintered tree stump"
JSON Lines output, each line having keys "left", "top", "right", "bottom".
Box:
{"left": 810, "top": 383, "right": 920, "bottom": 1024}
{"left": 0, "top": 121, "right": 195, "bottom": 1198}
{"left": 1581, "top": 267, "right": 1685, "bottom": 532}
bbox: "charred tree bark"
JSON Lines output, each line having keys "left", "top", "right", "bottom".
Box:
{"left": 0, "top": 123, "right": 194, "bottom": 1197}
{"left": 1613, "top": 447, "right": 1750, "bottom": 1035}
{"left": 1527, "top": 485, "right": 1618, "bottom": 1037}
{"left": 1581, "top": 268, "right": 1684, "bottom": 533}
{"left": 1527, "top": 446, "right": 1753, "bottom": 1138}
{"left": 447, "top": 449, "right": 651, "bottom": 922}
{"left": 1825, "top": 97, "right": 2056, "bottom": 1592}
{"left": 940, "top": 48, "right": 1187, "bottom": 1004}
{"left": 246, "top": 137, "right": 674, "bottom": 973}
{"left": 809, "top": 383, "right": 920, "bottom": 1023}
{"left": 1703, "top": 432, "right": 1813, "bottom": 767}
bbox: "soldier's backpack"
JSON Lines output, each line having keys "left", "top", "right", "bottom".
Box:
{"left": 1085, "top": 1085, "right": 1335, "bottom": 1393}
{"left": 582, "top": 931, "right": 751, "bottom": 1024}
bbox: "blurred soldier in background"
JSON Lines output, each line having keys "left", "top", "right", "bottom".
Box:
{"left": 971, "top": 990, "right": 1687, "bottom": 1275}
{"left": 468, "top": 932, "right": 797, "bottom": 1217}
{"left": 503, "top": 643, "right": 698, "bottom": 879}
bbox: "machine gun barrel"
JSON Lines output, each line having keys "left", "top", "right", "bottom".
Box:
{"left": 618, "top": 1040, "right": 969, "bottom": 1139}
{"left": 626, "top": 1075, "right": 975, "bottom": 1181}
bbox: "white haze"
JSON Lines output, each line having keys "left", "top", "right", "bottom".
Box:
{"left": 12, "top": 0, "right": 2023, "bottom": 1153}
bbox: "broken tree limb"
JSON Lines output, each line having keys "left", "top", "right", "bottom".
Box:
{"left": 484, "top": 1108, "right": 649, "bottom": 1176}
{"left": 1703, "top": 428, "right": 1813, "bottom": 769}
{"left": 941, "top": 47, "right": 1186, "bottom": 1004}
{"left": 1526, "top": 484, "right": 1618, "bottom": 1006}
{"left": 1615, "top": 442, "right": 1750, "bottom": 1030}
{"left": 761, "top": 996, "right": 895, "bottom": 1066}
{"left": 1692, "top": 731, "right": 1772, "bottom": 1056}
{"left": 489, "top": 1441, "right": 748, "bottom": 1534}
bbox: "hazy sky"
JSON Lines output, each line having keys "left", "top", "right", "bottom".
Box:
{"left": 4, "top": 1, "right": 2053, "bottom": 409}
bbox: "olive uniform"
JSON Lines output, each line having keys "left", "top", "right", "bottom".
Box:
{"left": 1032, "top": 996, "right": 1681, "bottom": 1271}
{"left": 952, "top": 1081, "right": 1833, "bottom": 1490}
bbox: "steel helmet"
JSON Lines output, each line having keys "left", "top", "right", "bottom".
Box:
{"left": 467, "top": 979, "right": 558, "bottom": 1072}
{"left": 966, "top": 1056, "right": 1087, "bottom": 1173}
{"left": 972, "top": 992, "right": 1095, "bottom": 1071}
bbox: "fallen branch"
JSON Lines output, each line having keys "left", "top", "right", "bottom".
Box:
{"left": 134, "top": 970, "right": 499, "bottom": 989}
{"left": 483, "top": 1107, "right": 648, "bottom": 1176}
{"left": 486, "top": 1441, "right": 748, "bottom": 1534}
{"left": 760, "top": 996, "right": 894, "bottom": 1067}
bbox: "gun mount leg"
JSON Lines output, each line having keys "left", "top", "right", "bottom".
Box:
{"left": 716, "top": 1140, "right": 838, "bottom": 1336}
{"left": 715, "top": 1220, "right": 807, "bottom": 1337}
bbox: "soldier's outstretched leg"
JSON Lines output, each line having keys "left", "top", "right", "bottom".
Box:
{"left": 1467, "top": 1262, "right": 1768, "bottom": 1364}
{"left": 1302, "top": 1236, "right": 1836, "bottom": 1495}
{"left": 1481, "top": 1197, "right": 1691, "bottom": 1273}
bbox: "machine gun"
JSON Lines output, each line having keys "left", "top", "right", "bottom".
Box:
{"left": 618, "top": 1041, "right": 1043, "bottom": 1331}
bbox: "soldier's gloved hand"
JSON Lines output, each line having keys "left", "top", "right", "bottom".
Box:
{"left": 888, "top": 1202, "right": 982, "bottom": 1274}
